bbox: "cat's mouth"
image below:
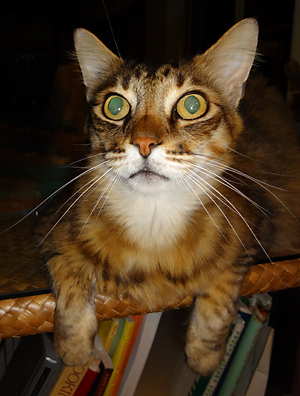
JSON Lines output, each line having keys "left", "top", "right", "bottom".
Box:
{"left": 130, "top": 167, "right": 168, "bottom": 181}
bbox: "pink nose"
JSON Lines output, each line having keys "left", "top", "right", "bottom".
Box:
{"left": 132, "top": 136, "right": 158, "bottom": 157}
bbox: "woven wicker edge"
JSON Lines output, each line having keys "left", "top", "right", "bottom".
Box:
{"left": 1, "top": 258, "right": 300, "bottom": 339}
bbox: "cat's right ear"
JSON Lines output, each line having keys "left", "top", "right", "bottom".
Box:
{"left": 74, "top": 29, "right": 122, "bottom": 101}
{"left": 196, "top": 18, "right": 258, "bottom": 107}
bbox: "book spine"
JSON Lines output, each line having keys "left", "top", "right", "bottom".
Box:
{"left": 50, "top": 357, "right": 94, "bottom": 396}
{"left": 113, "top": 315, "right": 142, "bottom": 394}
{"left": 118, "top": 312, "right": 162, "bottom": 396}
{"left": 244, "top": 329, "right": 274, "bottom": 396}
{"left": 233, "top": 325, "right": 272, "bottom": 396}
{"left": 105, "top": 321, "right": 120, "bottom": 352}
{"left": 94, "top": 367, "right": 114, "bottom": 396}
{"left": 73, "top": 359, "right": 99, "bottom": 396}
{"left": 108, "top": 319, "right": 126, "bottom": 359}
{"left": 97, "top": 321, "right": 113, "bottom": 347}
{"left": 103, "top": 317, "right": 141, "bottom": 396}
{"left": 203, "top": 316, "right": 245, "bottom": 396}
{"left": 217, "top": 315, "right": 264, "bottom": 396}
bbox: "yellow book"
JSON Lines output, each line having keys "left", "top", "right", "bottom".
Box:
{"left": 97, "top": 320, "right": 113, "bottom": 346}
{"left": 49, "top": 356, "right": 94, "bottom": 396}
{"left": 103, "top": 317, "right": 137, "bottom": 396}
{"left": 104, "top": 320, "right": 120, "bottom": 352}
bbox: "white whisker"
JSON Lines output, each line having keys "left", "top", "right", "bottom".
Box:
{"left": 181, "top": 175, "right": 227, "bottom": 241}
{"left": 1, "top": 159, "right": 112, "bottom": 234}
{"left": 67, "top": 152, "right": 106, "bottom": 167}
{"left": 186, "top": 169, "right": 272, "bottom": 262}
{"left": 185, "top": 173, "right": 250, "bottom": 255}
{"left": 78, "top": 171, "right": 120, "bottom": 236}
{"left": 205, "top": 158, "right": 298, "bottom": 222}
{"left": 35, "top": 167, "right": 113, "bottom": 249}
{"left": 186, "top": 161, "right": 273, "bottom": 221}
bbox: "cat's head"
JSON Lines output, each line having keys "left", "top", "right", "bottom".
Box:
{"left": 74, "top": 19, "right": 258, "bottom": 195}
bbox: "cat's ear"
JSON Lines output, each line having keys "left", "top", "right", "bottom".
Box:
{"left": 199, "top": 18, "right": 258, "bottom": 107}
{"left": 74, "top": 28, "right": 122, "bottom": 101}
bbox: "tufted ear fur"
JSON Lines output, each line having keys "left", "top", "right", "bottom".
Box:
{"left": 196, "top": 18, "right": 258, "bottom": 107}
{"left": 74, "top": 28, "right": 122, "bottom": 101}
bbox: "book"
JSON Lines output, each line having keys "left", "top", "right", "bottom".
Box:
{"left": 97, "top": 320, "right": 114, "bottom": 347}
{"left": 118, "top": 312, "right": 162, "bottom": 396}
{"left": 0, "top": 337, "right": 21, "bottom": 382}
{"left": 73, "top": 358, "right": 100, "bottom": 396}
{"left": 97, "top": 319, "right": 122, "bottom": 353}
{"left": 86, "top": 335, "right": 114, "bottom": 396}
{"left": 202, "top": 315, "right": 245, "bottom": 396}
{"left": 107, "top": 319, "right": 126, "bottom": 359}
{"left": 49, "top": 356, "right": 95, "bottom": 396}
{"left": 0, "top": 333, "right": 62, "bottom": 396}
{"left": 211, "top": 302, "right": 252, "bottom": 396}
{"left": 103, "top": 316, "right": 142, "bottom": 396}
{"left": 134, "top": 309, "right": 198, "bottom": 396}
{"left": 217, "top": 294, "right": 272, "bottom": 396}
{"left": 189, "top": 376, "right": 209, "bottom": 396}
{"left": 244, "top": 329, "right": 274, "bottom": 396}
{"left": 233, "top": 325, "right": 272, "bottom": 396}
{"left": 189, "top": 301, "right": 251, "bottom": 396}
{"left": 104, "top": 320, "right": 121, "bottom": 354}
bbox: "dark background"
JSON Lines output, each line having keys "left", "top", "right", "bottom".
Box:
{"left": 0, "top": 1, "right": 299, "bottom": 395}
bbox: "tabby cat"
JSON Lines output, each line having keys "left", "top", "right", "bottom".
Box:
{"left": 40, "top": 19, "right": 300, "bottom": 376}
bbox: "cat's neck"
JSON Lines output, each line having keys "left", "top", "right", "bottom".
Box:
{"left": 107, "top": 182, "right": 200, "bottom": 250}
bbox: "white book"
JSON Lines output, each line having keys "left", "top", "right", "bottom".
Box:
{"left": 245, "top": 329, "right": 274, "bottom": 396}
{"left": 117, "top": 312, "right": 162, "bottom": 396}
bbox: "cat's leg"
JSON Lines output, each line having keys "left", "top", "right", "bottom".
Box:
{"left": 185, "top": 266, "right": 248, "bottom": 376}
{"left": 49, "top": 256, "right": 98, "bottom": 366}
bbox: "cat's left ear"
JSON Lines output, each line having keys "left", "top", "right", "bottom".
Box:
{"left": 74, "top": 29, "right": 122, "bottom": 101}
{"left": 198, "top": 18, "right": 258, "bottom": 107}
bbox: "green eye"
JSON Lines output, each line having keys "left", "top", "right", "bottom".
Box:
{"left": 177, "top": 93, "right": 207, "bottom": 120}
{"left": 104, "top": 95, "right": 130, "bottom": 120}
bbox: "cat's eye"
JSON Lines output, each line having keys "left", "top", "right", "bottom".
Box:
{"left": 103, "top": 95, "right": 130, "bottom": 120}
{"left": 177, "top": 93, "right": 207, "bottom": 120}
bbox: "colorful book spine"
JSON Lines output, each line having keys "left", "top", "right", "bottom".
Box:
{"left": 104, "top": 320, "right": 120, "bottom": 353}
{"left": 93, "top": 361, "right": 114, "bottom": 396}
{"left": 118, "top": 312, "right": 162, "bottom": 396}
{"left": 103, "top": 316, "right": 142, "bottom": 396}
{"left": 244, "top": 329, "right": 274, "bottom": 396}
{"left": 73, "top": 358, "right": 99, "bottom": 396}
{"left": 86, "top": 335, "right": 114, "bottom": 396}
{"left": 97, "top": 320, "right": 120, "bottom": 353}
{"left": 233, "top": 325, "right": 272, "bottom": 396}
{"left": 107, "top": 319, "right": 126, "bottom": 359}
{"left": 217, "top": 294, "right": 272, "bottom": 396}
{"left": 188, "top": 376, "right": 210, "bottom": 396}
{"left": 97, "top": 320, "right": 114, "bottom": 347}
{"left": 203, "top": 315, "right": 245, "bottom": 396}
{"left": 49, "top": 357, "right": 94, "bottom": 396}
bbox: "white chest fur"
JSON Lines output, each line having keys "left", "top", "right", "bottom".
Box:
{"left": 108, "top": 183, "right": 199, "bottom": 251}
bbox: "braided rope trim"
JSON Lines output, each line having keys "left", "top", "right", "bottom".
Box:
{"left": 1, "top": 258, "right": 300, "bottom": 339}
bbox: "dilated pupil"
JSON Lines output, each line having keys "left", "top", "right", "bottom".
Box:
{"left": 109, "top": 97, "right": 123, "bottom": 115}
{"left": 184, "top": 95, "right": 200, "bottom": 114}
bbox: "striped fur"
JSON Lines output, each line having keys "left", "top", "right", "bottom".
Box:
{"left": 40, "top": 19, "right": 300, "bottom": 375}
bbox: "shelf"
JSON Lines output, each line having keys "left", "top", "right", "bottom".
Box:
{"left": 1, "top": 214, "right": 300, "bottom": 339}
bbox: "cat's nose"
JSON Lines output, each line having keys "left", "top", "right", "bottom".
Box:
{"left": 132, "top": 136, "right": 158, "bottom": 157}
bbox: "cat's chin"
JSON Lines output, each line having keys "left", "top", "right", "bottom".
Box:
{"left": 130, "top": 167, "right": 168, "bottom": 181}
{"left": 127, "top": 168, "right": 171, "bottom": 193}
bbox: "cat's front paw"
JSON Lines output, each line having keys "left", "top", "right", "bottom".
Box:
{"left": 54, "top": 305, "right": 98, "bottom": 366}
{"left": 54, "top": 332, "right": 95, "bottom": 367}
{"left": 186, "top": 340, "right": 225, "bottom": 376}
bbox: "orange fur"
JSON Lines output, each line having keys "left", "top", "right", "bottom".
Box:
{"left": 39, "top": 19, "right": 300, "bottom": 374}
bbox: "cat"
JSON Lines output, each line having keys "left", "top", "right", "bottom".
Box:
{"left": 39, "top": 18, "right": 300, "bottom": 376}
